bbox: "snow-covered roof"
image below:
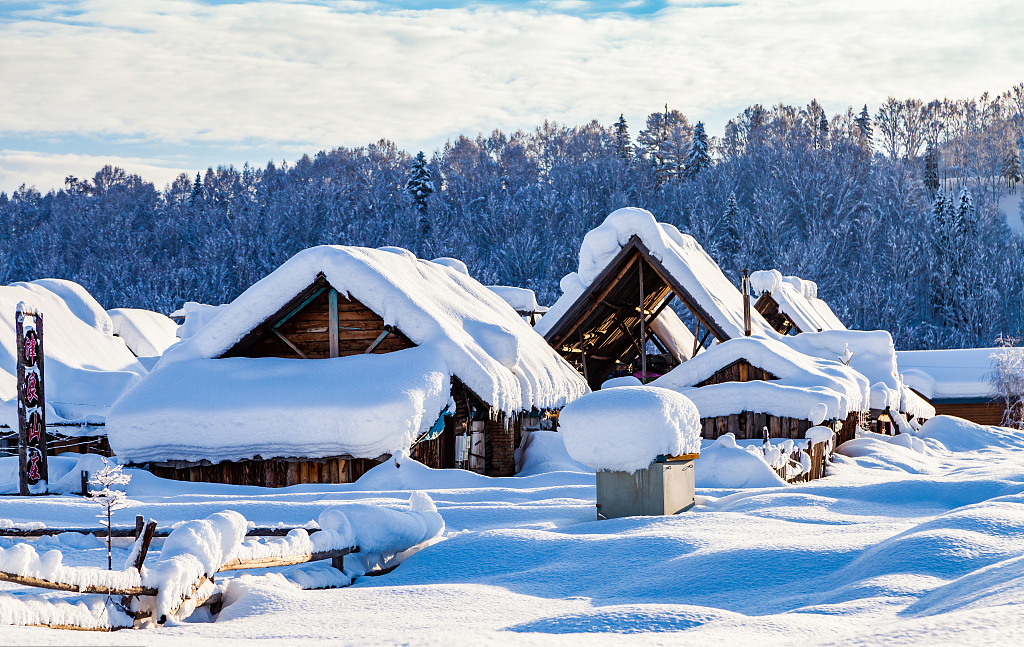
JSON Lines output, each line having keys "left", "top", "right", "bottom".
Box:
{"left": 786, "top": 331, "right": 934, "bottom": 419}
{"left": 486, "top": 286, "right": 539, "bottom": 313}
{"left": 0, "top": 280, "right": 147, "bottom": 426}
{"left": 648, "top": 307, "right": 696, "bottom": 362}
{"left": 896, "top": 348, "right": 998, "bottom": 400}
{"left": 750, "top": 269, "right": 846, "bottom": 333}
{"left": 652, "top": 336, "right": 869, "bottom": 422}
{"left": 537, "top": 208, "right": 778, "bottom": 341}
{"left": 107, "top": 346, "right": 451, "bottom": 463}
{"left": 107, "top": 308, "right": 179, "bottom": 358}
{"left": 155, "top": 245, "right": 587, "bottom": 414}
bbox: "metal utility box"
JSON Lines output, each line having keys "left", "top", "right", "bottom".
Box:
{"left": 595, "top": 456, "right": 697, "bottom": 519}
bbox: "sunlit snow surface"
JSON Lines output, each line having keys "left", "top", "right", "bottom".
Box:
{"left": 4, "top": 418, "right": 1024, "bottom": 643}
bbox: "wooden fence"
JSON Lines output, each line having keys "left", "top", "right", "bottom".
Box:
{"left": 0, "top": 515, "right": 360, "bottom": 631}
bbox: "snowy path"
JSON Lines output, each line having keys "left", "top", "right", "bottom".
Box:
{"left": 3, "top": 429, "right": 1024, "bottom": 644}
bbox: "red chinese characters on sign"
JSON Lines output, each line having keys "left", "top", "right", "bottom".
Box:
{"left": 28, "top": 411, "right": 43, "bottom": 442}
{"left": 25, "top": 371, "right": 39, "bottom": 406}
{"left": 24, "top": 330, "right": 38, "bottom": 366}
{"left": 27, "top": 448, "right": 42, "bottom": 483}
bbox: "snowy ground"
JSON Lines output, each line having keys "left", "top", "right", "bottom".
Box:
{"left": 3, "top": 421, "right": 1024, "bottom": 645}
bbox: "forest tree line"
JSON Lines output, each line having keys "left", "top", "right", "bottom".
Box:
{"left": 1, "top": 85, "right": 1023, "bottom": 351}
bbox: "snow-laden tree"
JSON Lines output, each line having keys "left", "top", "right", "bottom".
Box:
{"left": 855, "top": 104, "right": 873, "bottom": 147}
{"left": 637, "top": 105, "right": 691, "bottom": 187}
{"left": 989, "top": 336, "right": 1024, "bottom": 428}
{"left": 614, "top": 114, "right": 631, "bottom": 162}
{"left": 685, "top": 122, "right": 711, "bottom": 179}
{"left": 924, "top": 143, "right": 941, "bottom": 198}
{"left": 406, "top": 151, "right": 434, "bottom": 239}
{"left": 89, "top": 459, "right": 131, "bottom": 570}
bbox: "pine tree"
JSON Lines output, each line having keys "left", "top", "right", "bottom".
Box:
{"left": 614, "top": 114, "right": 632, "bottom": 162}
{"left": 923, "top": 143, "right": 940, "bottom": 198}
{"left": 818, "top": 113, "right": 829, "bottom": 148}
{"left": 855, "top": 104, "right": 873, "bottom": 147}
{"left": 188, "top": 172, "right": 202, "bottom": 208}
{"left": 405, "top": 152, "right": 434, "bottom": 236}
{"left": 955, "top": 188, "right": 976, "bottom": 237}
{"left": 685, "top": 122, "right": 711, "bottom": 179}
{"left": 721, "top": 191, "right": 741, "bottom": 260}
{"left": 932, "top": 191, "right": 950, "bottom": 251}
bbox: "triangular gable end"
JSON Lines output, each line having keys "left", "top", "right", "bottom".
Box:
{"left": 220, "top": 272, "right": 416, "bottom": 359}
{"left": 754, "top": 292, "right": 799, "bottom": 335}
{"left": 543, "top": 236, "right": 734, "bottom": 389}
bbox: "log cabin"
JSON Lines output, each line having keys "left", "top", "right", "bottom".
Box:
{"left": 107, "top": 245, "right": 588, "bottom": 487}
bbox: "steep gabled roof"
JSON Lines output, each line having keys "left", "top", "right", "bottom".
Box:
{"left": 536, "top": 208, "right": 779, "bottom": 387}
{"left": 155, "top": 245, "right": 588, "bottom": 414}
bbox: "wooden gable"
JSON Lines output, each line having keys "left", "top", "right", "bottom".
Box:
{"left": 695, "top": 358, "right": 779, "bottom": 387}
{"left": 754, "top": 292, "right": 797, "bottom": 335}
{"left": 220, "top": 273, "right": 415, "bottom": 359}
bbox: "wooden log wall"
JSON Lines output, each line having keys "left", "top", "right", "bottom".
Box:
{"left": 485, "top": 414, "right": 518, "bottom": 477}
{"left": 701, "top": 411, "right": 812, "bottom": 441}
{"left": 147, "top": 455, "right": 384, "bottom": 487}
{"left": 48, "top": 434, "right": 112, "bottom": 457}
{"left": 695, "top": 359, "right": 778, "bottom": 387}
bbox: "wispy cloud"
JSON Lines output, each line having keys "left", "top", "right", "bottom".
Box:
{"left": 1, "top": 0, "right": 1022, "bottom": 192}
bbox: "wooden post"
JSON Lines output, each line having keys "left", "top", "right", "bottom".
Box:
{"left": 133, "top": 520, "right": 158, "bottom": 572}
{"left": 17, "top": 307, "right": 47, "bottom": 495}
{"left": 742, "top": 268, "right": 751, "bottom": 337}
{"left": 639, "top": 260, "right": 646, "bottom": 383}
{"left": 328, "top": 288, "right": 339, "bottom": 358}
{"left": 579, "top": 328, "right": 589, "bottom": 383}
{"left": 691, "top": 320, "right": 701, "bottom": 359}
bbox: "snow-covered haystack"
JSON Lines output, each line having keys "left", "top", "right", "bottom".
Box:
{"left": 107, "top": 308, "right": 179, "bottom": 359}
{"left": 652, "top": 336, "right": 868, "bottom": 422}
{"left": 0, "top": 279, "right": 147, "bottom": 427}
{"left": 108, "top": 245, "right": 588, "bottom": 464}
{"left": 537, "top": 207, "right": 778, "bottom": 340}
{"left": 559, "top": 386, "right": 701, "bottom": 474}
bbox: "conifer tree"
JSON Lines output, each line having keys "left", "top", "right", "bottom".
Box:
{"left": 188, "top": 172, "right": 202, "bottom": 208}
{"left": 406, "top": 152, "right": 434, "bottom": 236}
{"left": 818, "top": 113, "right": 829, "bottom": 148}
{"left": 955, "top": 188, "right": 976, "bottom": 237}
{"left": 855, "top": 104, "right": 873, "bottom": 147}
{"left": 685, "top": 121, "right": 711, "bottom": 179}
{"left": 614, "top": 114, "right": 632, "bottom": 162}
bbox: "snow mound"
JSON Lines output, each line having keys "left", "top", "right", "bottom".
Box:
{"left": 0, "top": 279, "right": 147, "bottom": 426}
{"left": 487, "top": 286, "right": 538, "bottom": 313}
{"left": 430, "top": 257, "right": 469, "bottom": 275}
{"left": 916, "top": 415, "right": 1024, "bottom": 453}
{"left": 107, "top": 346, "right": 451, "bottom": 463}
{"left": 602, "top": 375, "right": 643, "bottom": 389}
{"left": 0, "top": 592, "right": 133, "bottom": 629}
{"left": 695, "top": 434, "right": 787, "bottom": 488}
{"left": 516, "top": 431, "right": 593, "bottom": 476}
{"left": 174, "top": 302, "right": 228, "bottom": 340}
{"left": 559, "top": 386, "right": 701, "bottom": 473}
{"left": 107, "top": 308, "right": 179, "bottom": 358}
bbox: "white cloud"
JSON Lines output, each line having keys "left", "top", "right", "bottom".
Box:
{"left": 1, "top": 0, "right": 1022, "bottom": 191}
{"left": 0, "top": 150, "right": 192, "bottom": 194}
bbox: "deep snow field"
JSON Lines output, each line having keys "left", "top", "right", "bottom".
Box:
{"left": 3, "top": 417, "right": 1024, "bottom": 645}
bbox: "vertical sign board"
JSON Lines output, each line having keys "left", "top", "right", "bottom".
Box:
{"left": 16, "top": 305, "right": 47, "bottom": 495}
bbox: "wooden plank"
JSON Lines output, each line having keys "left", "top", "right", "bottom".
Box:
{"left": 132, "top": 520, "right": 158, "bottom": 572}
{"left": 272, "top": 329, "right": 309, "bottom": 359}
{"left": 0, "top": 570, "right": 157, "bottom": 596}
{"left": 328, "top": 288, "right": 339, "bottom": 359}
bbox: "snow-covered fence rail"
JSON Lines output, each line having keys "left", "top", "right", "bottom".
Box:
{"left": 1, "top": 493, "right": 445, "bottom": 631}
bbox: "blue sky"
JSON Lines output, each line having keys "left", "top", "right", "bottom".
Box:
{"left": 1, "top": 0, "right": 1022, "bottom": 192}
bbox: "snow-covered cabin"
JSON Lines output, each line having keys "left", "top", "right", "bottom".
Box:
{"left": 537, "top": 208, "right": 780, "bottom": 389}
{"left": 652, "top": 336, "right": 869, "bottom": 445}
{"left": 106, "top": 245, "right": 588, "bottom": 486}
{"left": 0, "top": 280, "right": 148, "bottom": 455}
{"left": 897, "top": 348, "right": 1004, "bottom": 425}
{"left": 539, "top": 208, "right": 932, "bottom": 434}
{"left": 749, "top": 270, "right": 846, "bottom": 335}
